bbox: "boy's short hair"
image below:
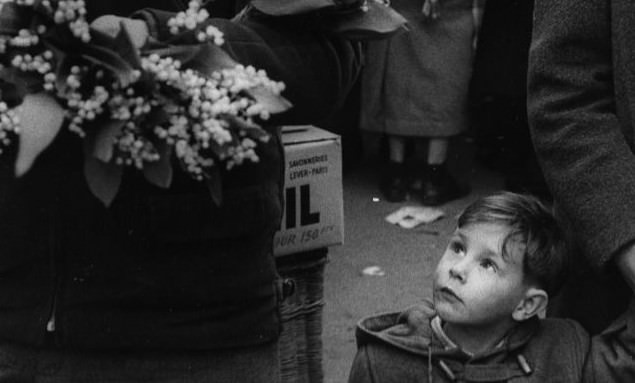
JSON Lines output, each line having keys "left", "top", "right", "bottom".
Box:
{"left": 457, "top": 192, "right": 568, "bottom": 297}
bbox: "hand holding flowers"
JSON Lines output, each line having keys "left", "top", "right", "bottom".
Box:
{"left": 0, "top": 0, "right": 291, "bottom": 206}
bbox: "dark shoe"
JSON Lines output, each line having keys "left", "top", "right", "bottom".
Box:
{"left": 406, "top": 160, "right": 425, "bottom": 192}
{"left": 380, "top": 162, "right": 408, "bottom": 202}
{"left": 420, "top": 164, "right": 469, "bottom": 206}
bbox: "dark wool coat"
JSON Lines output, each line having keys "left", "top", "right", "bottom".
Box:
{"left": 0, "top": 3, "right": 361, "bottom": 350}
{"left": 527, "top": 0, "right": 635, "bottom": 333}
{"left": 359, "top": 0, "right": 475, "bottom": 138}
{"left": 349, "top": 300, "right": 635, "bottom": 383}
{"left": 470, "top": 0, "right": 533, "bottom": 100}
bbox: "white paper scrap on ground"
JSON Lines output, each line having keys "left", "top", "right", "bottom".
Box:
{"left": 385, "top": 206, "right": 445, "bottom": 229}
{"left": 362, "top": 266, "right": 386, "bottom": 276}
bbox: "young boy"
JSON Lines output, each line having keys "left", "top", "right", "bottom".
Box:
{"left": 349, "top": 192, "right": 635, "bottom": 383}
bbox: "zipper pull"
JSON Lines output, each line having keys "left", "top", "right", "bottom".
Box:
{"left": 46, "top": 312, "right": 56, "bottom": 332}
{"left": 46, "top": 316, "right": 56, "bottom": 332}
{"left": 516, "top": 354, "right": 532, "bottom": 375}
{"left": 438, "top": 360, "right": 456, "bottom": 381}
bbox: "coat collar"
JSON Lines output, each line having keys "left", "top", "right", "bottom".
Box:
{"left": 356, "top": 300, "right": 540, "bottom": 361}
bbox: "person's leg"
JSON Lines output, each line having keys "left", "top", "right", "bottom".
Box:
{"left": 427, "top": 137, "right": 448, "bottom": 165}
{"left": 388, "top": 135, "right": 406, "bottom": 163}
{"left": 408, "top": 138, "right": 428, "bottom": 192}
{"left": 380, "top": 135, "right": 408, "bottom": 202}
{"left": 420, "top": 137, "right": 467, "bottom": 206}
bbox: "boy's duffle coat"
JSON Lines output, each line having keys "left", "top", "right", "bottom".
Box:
{"left": 349, "top": 300, "right": 635, "bottom": 382}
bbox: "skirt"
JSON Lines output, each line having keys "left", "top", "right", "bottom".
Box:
{"left": 360, "top": 0, "right": 475, "bottom": 138}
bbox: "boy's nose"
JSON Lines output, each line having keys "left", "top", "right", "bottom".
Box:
{"left": 449, "top": 264, "right": 466, "bottom": 283}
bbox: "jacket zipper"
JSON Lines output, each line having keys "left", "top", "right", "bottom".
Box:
{"left": 46, "top": 301, "right": 56, "bottom": 332}
{"left": 45, "top": 205, "right": 59, "bottom": 334}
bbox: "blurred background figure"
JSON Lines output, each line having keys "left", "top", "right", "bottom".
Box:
{"left": 359, "top": 0, "right": 484, "bottom": 205}
{"left": 468, "top": 0, "right": 549, "bottom": 199}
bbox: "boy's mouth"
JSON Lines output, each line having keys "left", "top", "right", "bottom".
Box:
{"left": 437, "top": 286, "right": 462, "bottom": 302}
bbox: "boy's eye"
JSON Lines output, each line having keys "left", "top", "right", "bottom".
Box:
{"left": 449, "top": 241, "right": 464, "bottom": 254}
{"left": 480, "top": 259, "right": 497, "bottom": 271}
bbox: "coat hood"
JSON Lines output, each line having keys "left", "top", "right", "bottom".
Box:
{"left": 355, "top": 299, "right": 541, "bottom": 362}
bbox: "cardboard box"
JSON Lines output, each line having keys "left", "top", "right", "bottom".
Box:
{"left": 274, "top": 126, "right": 344, "bottom": 256}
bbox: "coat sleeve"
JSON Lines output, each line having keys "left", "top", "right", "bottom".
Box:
{"left": 527, "top": 0, "right": 635, "bottom": 271}
{"left": 134, "top": 8, "right": 362, "bottom": 127}
{"left": 583, "top": 299, "right": 635, "bottom": 382}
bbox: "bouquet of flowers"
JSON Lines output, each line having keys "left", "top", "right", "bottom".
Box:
{"left": 0, "top": 0, "right": 291, "bottom": 206}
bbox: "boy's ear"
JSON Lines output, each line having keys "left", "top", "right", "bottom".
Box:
{"left": 512, "top": 288, "right": 548, "bottom": 322}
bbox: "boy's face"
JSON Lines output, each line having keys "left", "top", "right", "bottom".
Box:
{"left": 433, "top": 222, "right": 529, "bottom": 327}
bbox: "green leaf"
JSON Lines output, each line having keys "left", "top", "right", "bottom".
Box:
{"left": 145, "top": 45, "right": 202, "bottom": 65}
{"left": 205, "top": 137, "right": 230, "bottom": 160}
{"left": 0, "top": 67, "right": 44, "bottom": 96}
{"left": 181, "top": 43, "right": 237, "bottom": 76}
{"left": 85, "top": 120, "right": 125, "bottom": 163}
{"left": 143, "top": 141, "right": 173, "bottom": 189}
{"left": 114, "top": 20, "right": 143, "bottom": 69}
{"left": 146, "top": 43, "right": 236, "bottom": 78}
{"left": 79, "top": 43, "right": 137, "bottom": 85}
{"left": 245, "top": 85, "right": 292, "bottom": 115}
{"left": 45, "top": 28, "right": 139, "bottom": 87}
{"left": 52, "top": 54, "right": 73, "bottom": 94}
{"left": 88, "top": 26, "right": 119, "bottom": 49}
{"left": 223, "top": 114, "right": 269, "bottom": 141}
{"left": 0, "top": 74, "right": 25, "bottom": 106}
{"left": 83, "top": 155, "right": 123, "bottom": 207}
{"left": 14, "top": 93, "right": 66, "bottom": 176}
{"left": 91, "top": 16, "right": 150, "bottom": 52}
{"left": 205, "top": 166, "right": 223, "bottom": 206}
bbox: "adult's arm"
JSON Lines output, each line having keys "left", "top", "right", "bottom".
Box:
{"left": 582, "top": 299, "right": 635, "bottom": 382}
{"left": 134, "top": 7, "right": 362, "bottom": 127}
{"left": 527, "top": 0, "right": 635, "bottom": 278}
